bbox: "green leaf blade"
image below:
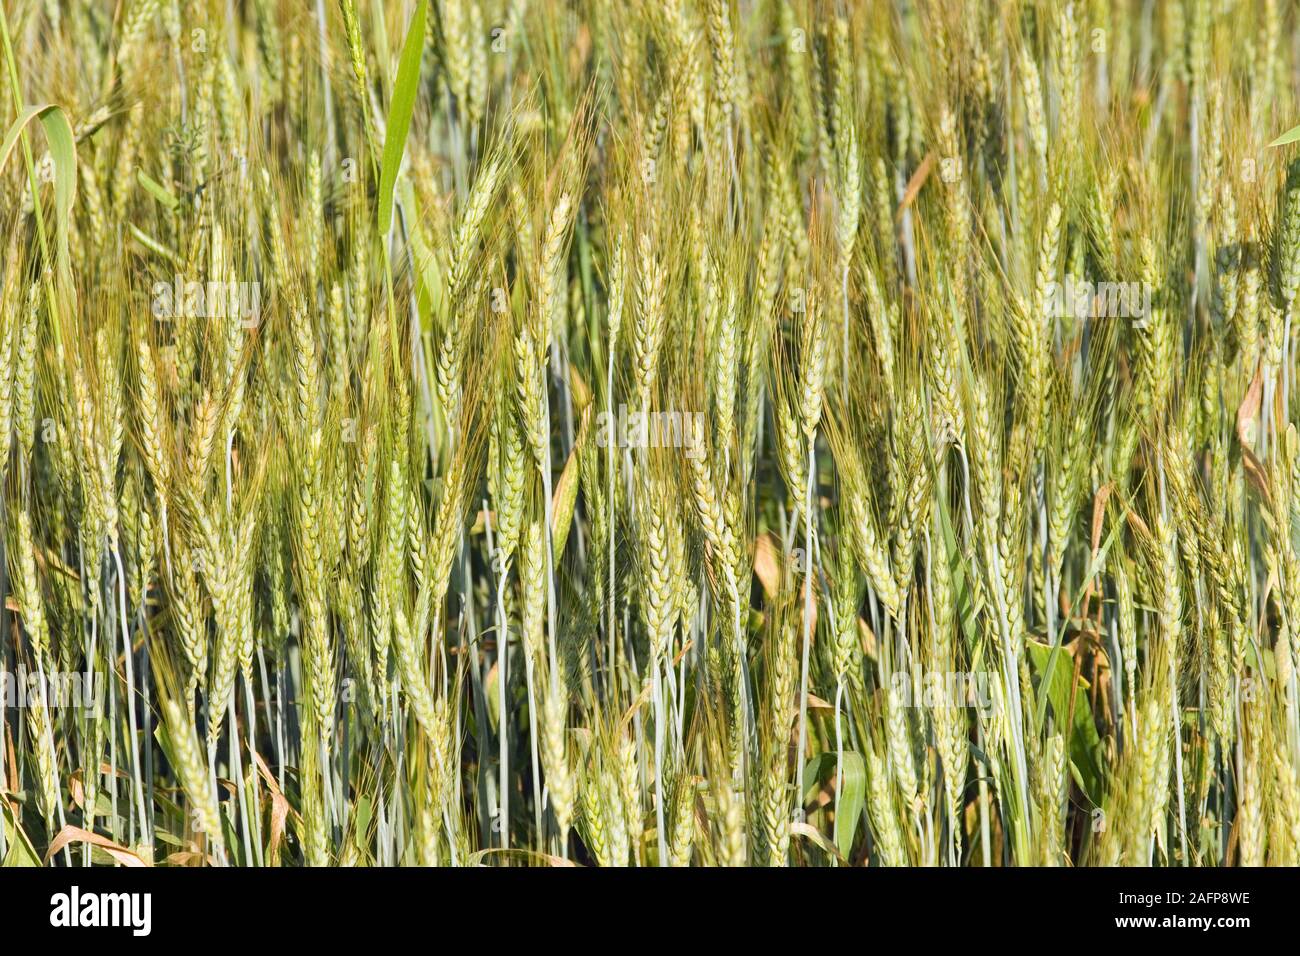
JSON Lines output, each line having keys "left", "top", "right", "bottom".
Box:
{"left": 1268, "top": 123, "right": 1300, "bottom": 148}
{"left": 0, "top": 102, "right": 77, "bottom": 289}
{"left": 377, "top": 0, "right": 428, "bottom": 236}
{"left": 834, "top": 751, "right": 866, "bottom": 859}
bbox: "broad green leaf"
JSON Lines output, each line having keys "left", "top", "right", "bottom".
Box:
{"left": 0, "top": 102, "right": 77, "bottom": 288}
{"left": 933, "top": 483, "right": 982, "bottom": 656}
{"left": 351, "top": 793, "right": 374, "bottom": 863}
{"left": 834, "top": 751, "right": 866, "bottom": 859}
{"left": 152, "top": 828, "right": 185, "bottom": 848}
{"left": 801, "top": 752, "right": 837, "bottom": 803}
{"left": 221, "top": 799, "right": 241, "bottom": 865}
{"left": 377, "top": 0, "right": 427, "bottom": 236}
{"left": 1027, "top": 641, "right": 1105, "bottom": 804}
{"left": 1268, "top": 123, "right": 1300, "bottom": 148}
{"left": 551, "top": 407, "right": 589, "bottom": 561}
{"left": 1, "top": 802, "right": 40, "bottom": 867}
{"left": 1036, "top": 510, "right": 1125, "bottom": 727}
{"left": 354, "top": 794, "right": 373, "bottom": 835}
{"left": 136, "top": 168, "right": 178, "bottom": 210}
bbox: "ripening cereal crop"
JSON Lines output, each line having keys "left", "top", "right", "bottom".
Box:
{"left": 0, "top": 0, "right": 1298, "bottom": 870}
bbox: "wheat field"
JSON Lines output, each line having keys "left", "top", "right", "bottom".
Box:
{"left": 0, "top": 0, "right": 1298, "bottom": 868}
